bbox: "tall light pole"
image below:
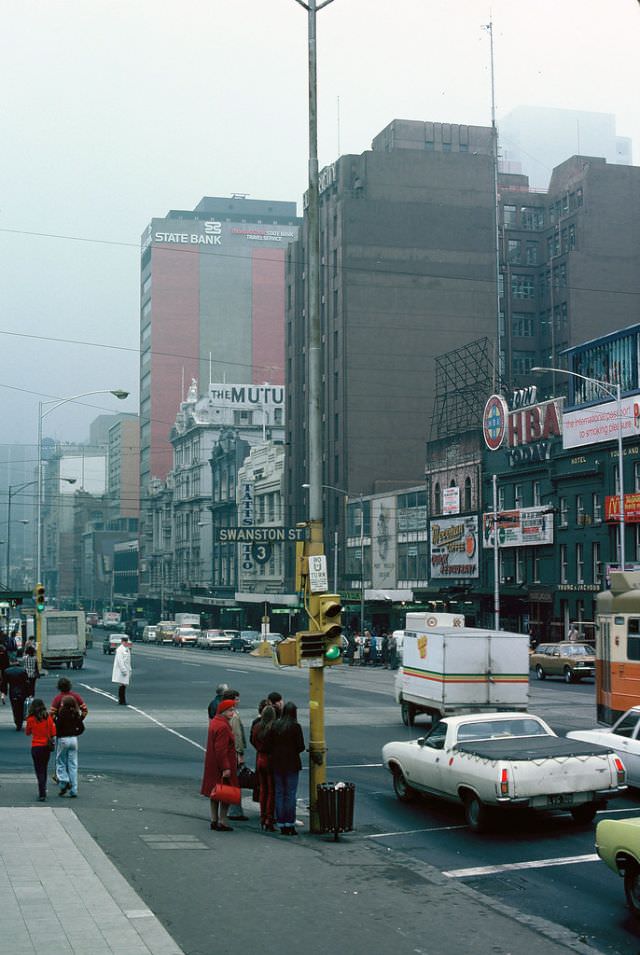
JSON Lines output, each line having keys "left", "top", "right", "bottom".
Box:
{"left": 302, "top": 481, "right": 351, "bottom": 592}
{"left": 293, "top": 0, "right": 336, "bottom": 833}
{"left": 532, "top": 366, "right": 625, "bottom": 570}
{"left": 36, "top": 389, "right": 129, "bottom": 586}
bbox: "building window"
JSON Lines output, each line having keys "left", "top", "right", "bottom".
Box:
{"left": 507, "top": 239, "right": 521, "bottom": 264}
{"left": 499, "top": 550, "right": 505, "bottom": 583}
{"left": 576, "top": 543, "right": 584, "bottom": 584}
{"left": 514, "top": 484, "right": 523, "bottom": 508}
{"left": 516, "top": 550, "right": 524, "bottom": 584}
{"left": 511, "top": 275, "right": 536, "bottom": 299}
{"left": 434, "top": 483, "right": 441, "bottom": 515}
{"left": 559, "top": 497, "right": 568, "bottom": 527}
{"left": 503, "top": 205, "right": 517, "bottom": 227}
{"left": 520, "top": 206, "right": 545, "bottom": 230}
{"left": 525, "top": 242, "right": 538, "bottom": 265}
{"left": 464, "top": 476, "right": 472, "bottom": 512}
{"left": 593, "top": 492, "right": 602, "bottom": 523}
{"left": 498, "top": 485, "right": 505, "bottom": 511}
{"left": 532, "top": 481, "right": 541, "bottom": 506}
{"left": 635, "top": 526, "right": 640, "bottom": 563}
{"left": 634, "top": 462, "right": 640, "bottom": 492}
{"left": 512, "top": 351, "right": 535, "bottom": 375}
{"left": 512, "top": 313, "right": 534, "bottom": 337}
{"left": 592, "top": 542, "right": 601, "bottom": 586}
{"left": 576, "top": 495, "right": 585, "bottom": 524}
{"left": 533, "top": 549, "right": 541, "bottom": 583}
{"left": 560, "top": 544, "right": 568, "bottom": 584}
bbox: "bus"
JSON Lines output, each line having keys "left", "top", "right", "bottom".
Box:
{"left": 596, "top": 570, "right": 640, "bottom": 724}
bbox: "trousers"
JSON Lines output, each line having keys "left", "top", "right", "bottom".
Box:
{"left": 274, "top": 770, "right": 299, "bottom": 826}
{"left": 56, "top": 736, "right": 79, "bottom": 795}
{"left": 31, "top": 745, "right": 50, "bottom": 798}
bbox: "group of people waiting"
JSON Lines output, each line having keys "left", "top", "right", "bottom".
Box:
{"left": 201, "top": 685, "right": 304, "bottom": 835}
{"left": 23, "top": 677, "right": 88, "bottom": 801}
{"left": 0, "top": 631, "right": 40, "bottom": 731}
{"left": 344, "top": 629, "right": 399, "bottom": 668}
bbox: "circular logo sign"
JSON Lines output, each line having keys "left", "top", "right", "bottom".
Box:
{"left": 483, "top": 394, "right": 508, "bottom": 451}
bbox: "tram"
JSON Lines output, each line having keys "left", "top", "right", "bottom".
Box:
{"left": 596, "top": 571, "right": 640, "bottom": 724}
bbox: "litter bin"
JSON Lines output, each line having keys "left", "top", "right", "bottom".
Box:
{"left": 316, "top": 782, "right": 355, "bottom": 840}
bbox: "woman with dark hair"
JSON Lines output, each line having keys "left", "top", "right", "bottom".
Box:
{"left": 270, "top": 701, "right": 305, "bottom": 835}
{"left": 55, "top": 695, "right": 85, "bottom": 798}
{"left": 200, "top": 699, "right": 238, "bottom": 831}
{"left": 250, "top": 703, "right": 277, "bottom": 831}
{"left": 23, "top": 644, "right": 40, "bottom": 697}
{"left": 25, "top": 698, "right": 56, "bottom": 801}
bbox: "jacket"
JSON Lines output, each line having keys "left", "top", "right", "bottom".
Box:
{"left": 25, "top": 714, "right": 56, "bottom": 748}
{"left": 269, "top": 719, "right": 305, "bottom": 774}
{"left": 112, "top": 645, "right": 132, "bottom": 685}
{"left": 200, "top": 716, "right": 238, "bottom": 796}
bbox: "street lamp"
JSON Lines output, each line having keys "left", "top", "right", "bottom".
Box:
{"left": 532, "top": 365, "right": 626, "bottom": 570}
{"left": 36, "top": 389, "right": 129, "bottom": 585}
{"left": 5, "top": 478, "right": 75, "bottom": 589}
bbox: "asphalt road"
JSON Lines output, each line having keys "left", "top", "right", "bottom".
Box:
{"left": 1, "top": 636, "right": 638, "bottom": 954}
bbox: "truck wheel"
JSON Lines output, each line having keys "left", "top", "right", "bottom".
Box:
{"left": 401, "top": 701, "right": 415, "bottom": 727}
{"left": 535, "top": 664, "right": 545, "bottom": 680}
{"left": 564, "top": 666, "right": 575, "bottom": 684}
{"left": 66, "top": 662, "right": 71, "bottom": 669}
{"left": 392, "top": 768, "right": 415, "bottom": 803}
{"left": 624, "top": 866, "right": 640, "bottom": 919}
{"left": 570, "top": 802, "right": 597, "bottom": 825}
{"left": 464, "top": 793, "right": 490, "bottom": 833}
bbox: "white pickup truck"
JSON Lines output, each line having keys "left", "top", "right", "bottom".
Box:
{"left": 382, "top": 712, "right": 627, "bottom": 832}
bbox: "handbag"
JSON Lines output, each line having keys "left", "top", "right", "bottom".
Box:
{"left": 238, "top": 764, "right": 256, "bottom": 790}
{"left": 210, "top": 782, "right": 242, "bottom": 805}
{"left": 47, "top": 737, "right": 56, "bottom": 752}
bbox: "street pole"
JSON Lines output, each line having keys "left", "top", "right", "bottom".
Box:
{"left": 360, "top": 494, "right": 365, "bottom": 638}
{"left": 333, "top": 529, "right": 338, "bottom": 592}
{"left": 492, "top": 474, "right": 500, "bottom": 629}
{"left": 6, "top": 486, "right": 13, "bottom": 590}
{"left": 294, "top": 0, "right": 336, "bottom": 833}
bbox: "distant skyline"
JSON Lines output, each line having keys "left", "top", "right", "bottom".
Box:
{"left": 1, "top": 0, "right": 638, "bottom": 458}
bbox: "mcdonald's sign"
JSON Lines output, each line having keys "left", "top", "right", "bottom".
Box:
{"left": 605, "top": 493, "right": 640, "bottom": 523}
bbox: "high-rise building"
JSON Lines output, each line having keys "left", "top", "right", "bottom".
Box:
{"left": 139, "top": 195, "right": 300, "bottom": 594}
{"left": 499, "top": 106, "right": 632, "bottom": 190}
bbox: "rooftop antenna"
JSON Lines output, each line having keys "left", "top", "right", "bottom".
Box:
{"left": 483, "top": 16, "right": 503, "bottom": 390}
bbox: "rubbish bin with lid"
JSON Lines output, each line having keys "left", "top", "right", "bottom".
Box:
{"left": 316, "top": 781, "right": 355, "bottom": 840}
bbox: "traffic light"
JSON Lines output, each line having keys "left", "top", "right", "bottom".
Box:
{"left": 35, "top": 583, "right": 45, "bottom": 613}
{"left": 317, "top": 593, "right": 343, "bottom": 665}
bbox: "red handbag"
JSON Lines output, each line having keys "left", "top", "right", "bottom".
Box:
{"left": 210, "top": 782, "right": 241, "bottom": 805}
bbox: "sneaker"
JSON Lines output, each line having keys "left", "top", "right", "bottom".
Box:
{"left": 69, "top": 793, "right": 77, "bottom": 799}
{"left": 51, "top": 774, "right": 58, "bottom": 784}
{"left": 58, "top": 783, "right": 71, "bottom": 796}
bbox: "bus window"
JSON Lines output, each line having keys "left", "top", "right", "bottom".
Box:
{"left": 628, "top": 619, "right": 640, "bottom": 662}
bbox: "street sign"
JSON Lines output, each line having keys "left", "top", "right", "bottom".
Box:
{"left": 215, "top": 526, "right": 308, "bottom": 542}
{"left": 308, "top": 555, "right": 328, "bottom": 593}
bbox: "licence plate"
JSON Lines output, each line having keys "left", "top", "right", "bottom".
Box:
{"left": 547, "top": 793, "right": 573, "bottom": 807}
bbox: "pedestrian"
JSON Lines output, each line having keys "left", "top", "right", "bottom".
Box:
{"left": 200, "top": 699, "right": 239, "bottom": 832}
{"left": 388, "top": 632, "right": 398, "bottom": 670}
{"left": 222, "top": 689, "right": 248, "bottom": 822}
{"left": 50, "top": 677, "right": 88, "bottom": 720}
{"left": 3, "top": 653, "right": 29, "bottom": 730}
{"left": 0, "top": 639, "right": 10, "bottom": 705}
{"left": 111, "top": 636, "right": 132, "bottom": 705}
{"left": 381, "top": 632, "right": 389, "bottom": 668}
{"left": 270, "top": 701, "right": 305, "bottom": 836}
{"left": 370, "top": 632, "right": 378, "bottom": 665}
{"left": 207, "top": 682, "right": 229, "bottom": 720}
{"left": 250, "top": 703, "right": 276, "bottom": 831}
{"left": 267, "top": 691, "right": 283, "bottom": 715}
{"left": 25, "top": 698, "right": 56, "bottom": 801}
{"left": 362, "top": 631, "right": 371, "bottom": 666}
{"left": 54, "top": 695, "right": 85, "bottom": 798}
{"left": 567, "top": 622, "right": 579, "bottom": 643}
{"left": 23, "top": 644, "right": 40, "bottom": 697}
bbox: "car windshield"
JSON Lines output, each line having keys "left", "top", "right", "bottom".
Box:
{"left": 562, "top": 644, "right": 593, "bottom": 656}
{"left": 456, "top": 718, "right": 550, "bottom": 742}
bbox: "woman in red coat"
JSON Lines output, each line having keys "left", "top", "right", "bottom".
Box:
{"left": 200, "top": 699, "right": 238, "bottom": 831}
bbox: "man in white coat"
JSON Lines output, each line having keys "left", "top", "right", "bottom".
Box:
{"left": 112, "top": 637, "right": 132, "bottom": 705}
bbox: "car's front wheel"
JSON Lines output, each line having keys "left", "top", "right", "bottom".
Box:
{"left": 536, "top": 664, "right": 545, "bottom": 680}
{"left": 392, "top": 767, "right": 415, "bottom": 803}
{"left": 625, "top": 865, "right": 640, "bottom": 919}
{"left": 570, "top": 802, "right": 597, "bottom": 825}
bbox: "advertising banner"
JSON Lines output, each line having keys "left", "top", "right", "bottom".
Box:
{"left": 562, "top": 396, "right": 640, "bottom": 449}
{"left": 605, "top": 494, "right": 640, "bottom": 523}
{"left": 442, "top": 487, "right": 460, "bottom": 515}
{"left": 371, "top": 497, "right": 397, "bottom": 588}
{"left": 482, "top": 506, "right": 554, "bottom": 548}
{"left": 430, "top": 516, "right": 479, "bottom": 579}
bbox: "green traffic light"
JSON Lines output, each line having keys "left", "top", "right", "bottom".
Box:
{"left": 325, "top": 645, "right": 341, "bottom": 661}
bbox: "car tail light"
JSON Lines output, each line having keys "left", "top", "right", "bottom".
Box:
{"left": 614, "top": 756, "right": 626, "bottom": 786}
{"left": 500, "top": 768, "right": 509, "bottom": 796}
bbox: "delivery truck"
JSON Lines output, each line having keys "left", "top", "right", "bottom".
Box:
{"left": 394, "top": 613, "right": 529, "bottom": 726}
{"left": 174, "top": 612, "right": 201, "bottom": 629}
{"left": 40, "top": 610, "right": 87, "bottom": 670}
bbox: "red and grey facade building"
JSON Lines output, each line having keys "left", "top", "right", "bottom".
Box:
{"left": 138, "top": 195, "right": 299, "bottom": 594}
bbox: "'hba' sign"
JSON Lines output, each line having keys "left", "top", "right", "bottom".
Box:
{"left": 215, "top": 526, "right": 307, "bottom": 542}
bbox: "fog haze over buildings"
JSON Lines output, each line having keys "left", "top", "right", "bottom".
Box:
{"left": 1, "top": 0, "right": 639, "bottom": 460}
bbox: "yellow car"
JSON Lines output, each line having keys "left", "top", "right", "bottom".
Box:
{"left": 596, "top": 816, "right": 640, "bottom": 918}
{"left": 530, "top": 642, "right": 595, "bottom": 683}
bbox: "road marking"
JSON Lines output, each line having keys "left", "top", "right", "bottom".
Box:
{"left": 365, "top": 824, "right": 467, "bottom": 838}
{"left": 327, "top": 763, "right": 383, "bottom": 769}
{"left": 443, "top": 853, "right": 600, "bottom": 879}
{"left": 80, "top": 684, "right": 205, "bottom": 752}
{"left": 597, "top": 806, "right": 640, "bottom": 815}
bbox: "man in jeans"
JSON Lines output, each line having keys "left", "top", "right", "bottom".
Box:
{"left": 222, "top": 689, "right": 248, "bottom": 822}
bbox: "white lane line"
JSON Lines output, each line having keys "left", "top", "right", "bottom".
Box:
{"left": 365, "top": 825, "right": 467, "bottom": 838}
{"left": 327, "top": 763, "right": 383, "bottom": 769}
{"left": 79, "top": 684, "right": 205, "bottom": 752}
{"left": 443, "top": 853, "right": 600, "bottom": 879}
{"left": 597, "top": 806, "right": 640, "bottom": 815}
{"left": 225, "top": 669, "right": 249, "bottom": 674}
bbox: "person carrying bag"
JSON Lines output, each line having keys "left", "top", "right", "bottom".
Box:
{"left": 55, "top": 695, "right": 85, "bottom": 798}
{"left": 200, "top": 700, "right": 240, "bottom": 831}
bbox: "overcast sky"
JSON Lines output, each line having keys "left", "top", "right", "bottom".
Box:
{"left": 1, "top": 0, "right": 638, "bottom": 472}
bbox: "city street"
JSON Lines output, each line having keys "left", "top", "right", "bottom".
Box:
{"left": 1, "top": 638, "right": 638, "bottom": 955}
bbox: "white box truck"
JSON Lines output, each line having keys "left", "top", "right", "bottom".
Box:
{"left": 41, "top": 610, "right": 87, "bottom": 670}
{"left": 174, "top": 612, "right": 200, "bottom": 630}
{"left": 395, "top": 614, "right": 529, "bottom": 726}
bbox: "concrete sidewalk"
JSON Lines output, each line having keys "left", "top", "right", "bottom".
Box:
{"left": 0, "top": 808, "right": 183, "bottom": 955}
{"left": 0, "top": 803, "right": 602, "bottom": 955}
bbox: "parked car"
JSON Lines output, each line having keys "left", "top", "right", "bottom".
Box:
{"left": 230, "top": 630, "right": 260, "bottom": 653}
{"left": 103, "top": 633, "right": 126, "bottom": 654}
{"left": 529, "top": 642, "right": 596, "bottom": 683}
{"left": 196, "top": 629, "right": 232, "bottom": 650}
{"left": 86, "top": 612, "right": 99, "bottom": 627}
{"left": 567, "top": 706, "right": 640, "bottom": 787}
{"left": 250, "top": 632, "right": 283, "bottom": 650}
{"left": 142, "top": 625, "right": 158, "bottom": 643}
{"left": 156, "top": 621, "right": 177, "bottom": 644}
{"left": 596, "top": 815, "right": 640, "bottom": 918}
{"left": 173, "top": 626, "right": 199, "bottom": 648}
